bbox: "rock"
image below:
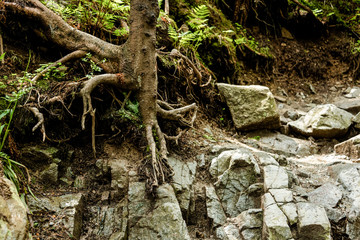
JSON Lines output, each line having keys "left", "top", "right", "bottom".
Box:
{"left": 39, "top": 162, "right": 58, "bottom": 184}
{"left": 334, "top": 98, "right": 360, "bottom": 114}
{"left": 280, "top": 203, "right": 298, "bottom": 226}
{"left": 109, "top": 159, "right": 128, "bottom": 195}
{"left": 223, "top": 224, "right": 241, "bottom": 240}
{"left": 212, "top": 150, "right": 261, "bottom": 217}
{"left": 284, "top": 110, "right": 300, "bottom": 121}
{"left": 215, "top": 226, "right": 229, "bottom": 240}
{"left": 344, "top": 87, "right": 360, "bottom": 98}
{"left": 335, "top": 134, "right": 360, "bottom": 159}
{"left": 253, "top": 151, "right": 279, "bottom": 166}
{"left": 86, "top": 201, "right": 128, "bottom": 239}
{"left": 346, "top": 196, "right": 360, "bottom": 239}
{"left": 297, "top": 202, "right": 331, "bottom": 240}
{"left": 217, "top": 83, "right": 280, "bottom": 130}
{"left": 235, "top": 184, "right": 263, "bottom": 213}
{"left": 244, "top": 131, "right": 316, "bottom": 157}
{"left": 0, "top": 177, "right": 29, "bottom": 240}
{"left": 337, "top": 166, "right": 360, "bottom": 193}
{"left": 353, "top": 113, "right": 360, "bottom": 129}
{"left": 205, "top": 185, "right": 227, "bottom": 227}
{"left": 263, "top": 165, "right": 289, "bottom": 191}
{"left": 128, "top": 183, "right": 190, "bottom": 240}
{"left": 168, "top": 156, "right": 197, "bottom": 213}
{"left": 232, "top": 208, "right": 262, "bottom": 228}
{"left": 268, "top": 189, "right": 293, "bottom": 203}
{"left": 308, "top": 182, "right": 342, "bottom": 208}
{"left": 289, "top": 104, "right": 354, "bottom": 138}
{"left": 20, "top": 145, "right": 60, "bottom": 168}
{"left": 74, "top": 176, "right": 86, "bottom": 189}
{"left": 209, "top": 148, "right": 253, "bottom": 177}
{"left": 263, "top": 202, "right": 292, "bottom": 239}
{"left": 28, "top": 193, "right": 84, "bottom": 239}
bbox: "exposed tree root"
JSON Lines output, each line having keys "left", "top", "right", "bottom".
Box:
{"left": 31, "top": 50, "right": 87, "bottom": 82}
{"left": 27, "top": 107, "right": 46, "bottom": 142}
{"left": 4, "top": 0, "right": 198, "bottom": 192}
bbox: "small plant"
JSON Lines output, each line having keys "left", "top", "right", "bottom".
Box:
{"left": 42, "top": 0, "right": 130, "bottom": 43}
{"left": 352, "top": 40, "right": 360, "bottom": 54}
{"left": 0, "top": 69, "right": 34, "bottom": 194}
{"left": 168, "top": 5, "right": 215, "bottom": 51}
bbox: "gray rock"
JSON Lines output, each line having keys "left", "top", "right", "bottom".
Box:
{"left": 334, "top": 98, "right": 360, "bottom": 115}
{"left": 262, "top": 193, "right": 276, "bottom": 208}
{"left": 205, "top": 185, "right": 227, "bottom": 227}
{"left": 344, "top": 87, "right": 360, "bottom": 98}
{"left": 337, "top": 166, "right": 360, "bottom": 194}
{"left": 0, "top": 178, "right": 29, "bottom": 240}
{"left": 268, "top": 189, "right": 293, "bottom": 203}
{"left": 245, "top": 131, "right": 316, "bottom": 157}
{"left": 280, "top": 203, "right": 298, "bottom": 226}
{"left": 28, "top": 193, "right": 84, "bottom": 239}
{"left": 109, "top": 159, "right": 128, "bottom": 195}
{"left": 308, "top": 182, "right": 342, "bottom": 208}
{"left": 232, "top": 208, "right": 262, "bottom": 230}
{"left": 297, "top": 202, "right": 331, "bottom": 240}
{"left": 346, "top": 196, "right": 360, "bottom": 239}
{"left": 263, "top": 203, "right": 292, "bottom": 239}
{"left": 86, "top": 201, "right": 128, "bottom": 239}
{"left": 288, "top": 104, "right": 353, "bottom": 138}
{"left": 168, "top": 156, "right": 197, "bottom": 213}
{"left": 353, "top": 113, "right": 360, "bottom": 129}
{"left": 217, "top": 84, "right": 280, "bottom": 130}
{"left": 224, "top": 224, "right": 241, "bottom": 240}
{"left": 263, "top": 165, "right": 289, "bottom": 191}
{"left": 39, "top": 162, "right": 58, "bottom": 184}
{"left": 213, "top": 151, "right": 260, "bottom": 217}
{"left": 253, "top": 151, "right": 279, "bottom": 166}
{"left": 216, "top": 226, "right": 229, "bottom": 240}
{"left": 128, "top": 183, "right": 190, "bottom": 240}
{"left": 335, "top": 134, "right": 360, "bottom": 159}
{"left": 241, "top": 229, "right": 262, "bottom": 240}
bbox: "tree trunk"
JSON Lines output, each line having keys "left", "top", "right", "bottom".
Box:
{"left": 3, "top": 0, "right": 196, "bottom": 189}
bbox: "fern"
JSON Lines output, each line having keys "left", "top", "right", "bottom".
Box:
{"left": 188, "top": 5, "right": 210, "bottom": 30}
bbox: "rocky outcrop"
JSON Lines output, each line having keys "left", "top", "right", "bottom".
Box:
{"left": 288, "top": 104, "right": 353, "bottom": 138}
{"left": 28, "top": 193, "right": 84, "bottom": 240}
{"left": 335, "top": 134, "right": 360, "bottom": 159}
{"left": 0, "top": 177, "right": 30, "bottom": 240}
{"left": 128, "top": 182, "right": 190, "bottom": 240}
{"left": 210, "top": 149, "right": 261, "bottom": 217}
{"left": 217, "top": 84, "right": 280, "bottom": 130}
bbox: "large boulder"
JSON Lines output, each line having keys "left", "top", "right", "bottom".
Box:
{"left": 217, "top": 84, "right": 280, "bottom": 130}
{"left": 335, "top": 134, "right": 360, "bottom": 159}
{"left": 0, "top": 177, "right": 30, "bottom": 240}
{"left": 288, "top": 104, "right": 353, "bottom": 138}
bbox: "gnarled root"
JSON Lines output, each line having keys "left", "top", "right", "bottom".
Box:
{"left": 28, "top": 106, "right": 46, "bottom": 142}
{"left": 80, "top": 73, "right": 138, "bottom": 155}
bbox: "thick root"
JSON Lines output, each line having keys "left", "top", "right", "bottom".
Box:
{"left": 28, "top": 107, "right": 46, "bottom": 142}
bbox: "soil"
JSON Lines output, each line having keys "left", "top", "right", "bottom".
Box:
{"left": 0, "top": 8, "right": 359, "bottom": 240}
